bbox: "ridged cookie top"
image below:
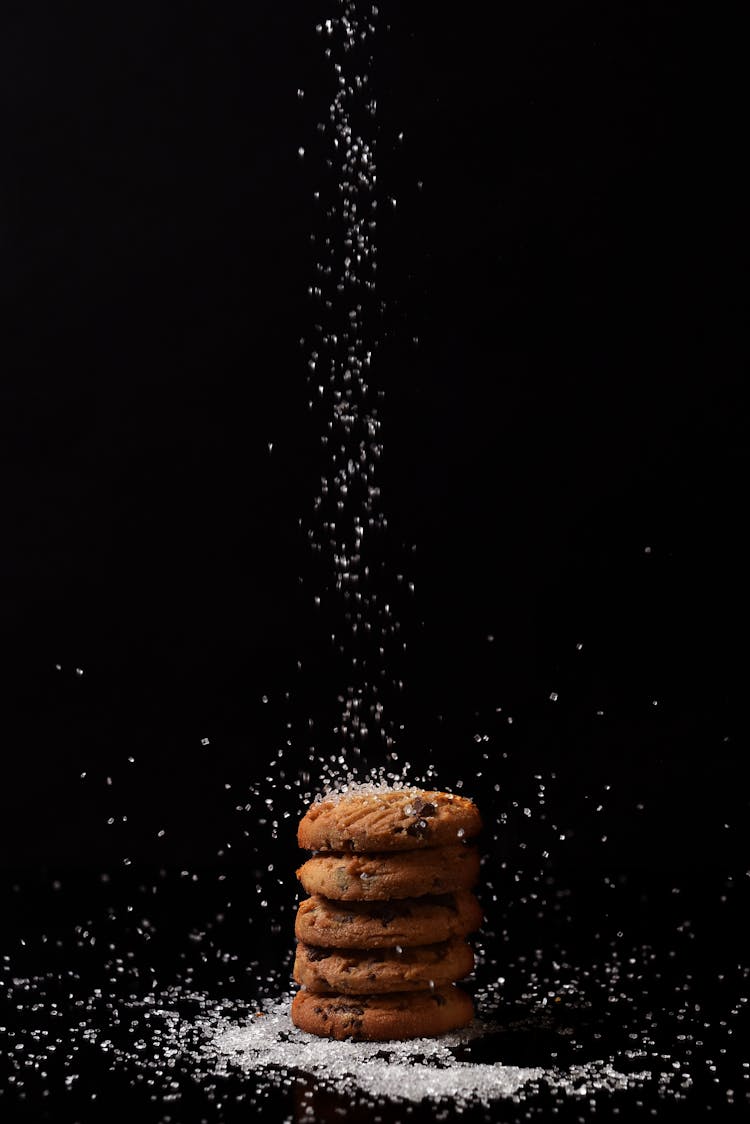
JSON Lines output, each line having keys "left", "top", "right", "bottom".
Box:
{"left": 297, "top": 788, "right": 481, "bottom": 852}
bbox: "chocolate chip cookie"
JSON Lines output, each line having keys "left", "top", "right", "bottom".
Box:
{"left": 296, "top": 844, "right": 480, "bottom": 901}
{"left": 294, "top": 890, "right": 483, "bottom": 949}
{"left": 291, "top": 985, "right": 474, "bottom": 1041}
{"left": 297, "top": 788, "right": 481, "bottom": 853}
{"left": 294, "top": 937, "right": 474, "bottom": 994}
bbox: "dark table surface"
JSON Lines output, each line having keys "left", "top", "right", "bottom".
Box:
{"left": 3, "top": 862, "right": 749, "bottom": 1123}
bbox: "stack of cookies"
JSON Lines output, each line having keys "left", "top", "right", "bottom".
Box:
{"left": 291, "top": 787, "right": 483, "bottom": 1041}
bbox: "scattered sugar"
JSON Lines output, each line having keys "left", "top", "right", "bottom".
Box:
{"left": 201, "top": 994, "right": 659, "bottom": 1107}
{"left": 5, "top": 925, "right": 747, "bottom": 1116}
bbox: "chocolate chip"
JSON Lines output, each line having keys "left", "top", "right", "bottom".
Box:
{"left": 406, "top": 818, "right": 430, "bottom": 838}
{"left": 412, "top": 796, "right": 436, "bottom": 817}
{"left": 377, "top": 906, "right": 396, "bottom": 927}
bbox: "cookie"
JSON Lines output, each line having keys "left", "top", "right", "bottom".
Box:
{"left": 297, "top": 787, "right": 481, "bottom": 853}
{"left": 294, "top": 890, "right": 483, "bottom": 950}
{"left": 297, "top": 844, "right": 480, "bottom": 901}
{"left": 291, "top": 985, "right": 474, "bottom": 1041}
{"left": 294, "top": 937, "right": 474, "bottom": 994}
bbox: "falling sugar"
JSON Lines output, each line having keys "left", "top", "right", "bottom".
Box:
{"left": 300, "top": 0, "right": 413, "bottom": 769}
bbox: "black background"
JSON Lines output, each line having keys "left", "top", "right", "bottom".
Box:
{"left": 1, "top": 1, "right": 747, "bottom": 883}
{"left": 1, "top": 4, "right": 749, "bottom": 1122}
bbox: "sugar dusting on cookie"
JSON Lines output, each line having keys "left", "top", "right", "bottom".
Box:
{"left": 314, "top": 778, "right": 423, "bottom": 804}
{"left": 314, "top": 777, "right": 467, "bottom": 805}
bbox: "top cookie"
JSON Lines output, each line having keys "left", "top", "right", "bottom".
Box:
{"left": 297, "top": 787, "right": 481, "bottom": 852}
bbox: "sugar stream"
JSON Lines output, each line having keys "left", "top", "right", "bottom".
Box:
{"left": 298, "top": 0, "right": 412, "bottom": 763}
